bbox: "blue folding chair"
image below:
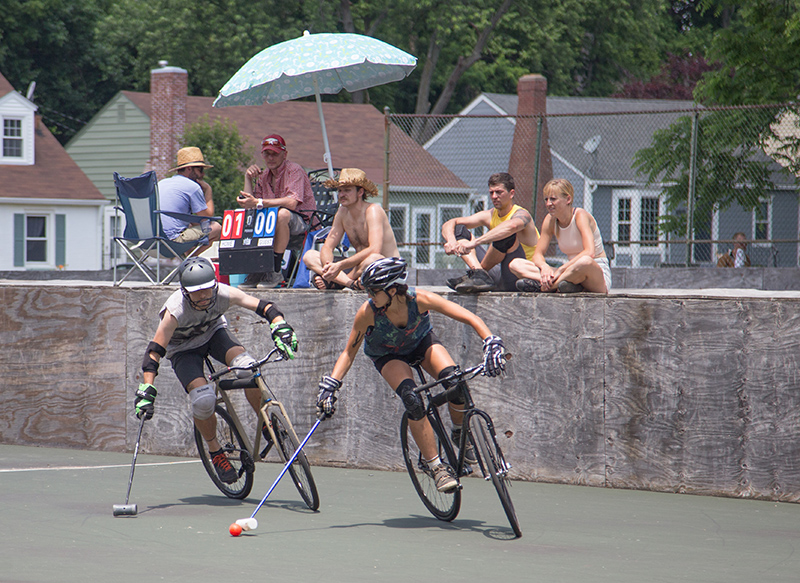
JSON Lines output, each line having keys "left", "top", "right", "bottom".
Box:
{"left": 112, "top": 171, "right": 211, "bottom": 285}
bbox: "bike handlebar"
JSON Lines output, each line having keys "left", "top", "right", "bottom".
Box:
{"left": 208, "top": 346, "right": 286, "bottom": 382}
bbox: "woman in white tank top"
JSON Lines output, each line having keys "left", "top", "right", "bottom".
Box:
{"left": 509, "top": 179, "right": 612, "bottom": 293}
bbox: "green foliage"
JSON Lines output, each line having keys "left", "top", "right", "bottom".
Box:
{"left": 180, "top": 115, "right": 251, "bottom": 212}
{"left": 633, "top": 108, "right": 784, "bottom": 237}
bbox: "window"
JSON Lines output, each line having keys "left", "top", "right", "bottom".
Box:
{"left": 754, "top": 201, "right": 770, "bottom": 241}
{"left": 611, "top": 189, "right": 665, "bottom": 267}
{"left": 388, "top": 205, "right": 408, "bottom": 245}
{"left": 3, "top": 118, "right": 22, "bottom": 158}
{"left": 411, "top": 207, "right": 435, "bottom": 268}
{"left": 26, "top": 215, "right": 48, "bottom": 262}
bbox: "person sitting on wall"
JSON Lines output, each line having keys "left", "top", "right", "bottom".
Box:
{"left": 441, "top": 172, "right": 540, "bottom": 294}
{"left": 302, "top": 168, "right": 400, "bottom": 290}
{"left": 158, "top": 147, "right": 223, "bottom": 257}
{"left": 510, "top": 178, "right": 611, "bottom": 293}
{"left": 716, "top": 232, "right": 751, "bottom": 268}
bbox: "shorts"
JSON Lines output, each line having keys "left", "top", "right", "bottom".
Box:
{"left": 452, "top": 224, "right": 524, "bottom": 291}
{"left": 288, "top": 210, "right": 310, "bottom": 237}
{"left": 370, "top": 331, "right": 442, "bottom": 374}
{"left": 596, "top": 256, "right": 613, "bottom": 291}
{"left": 491, "top": 233, "right": 517, "bottom": 253}
{"left": 169, "top": 328, "right": 242, "bottom": 390}
{"left": 173, "top": 224, "right": 206, "bottom": 243}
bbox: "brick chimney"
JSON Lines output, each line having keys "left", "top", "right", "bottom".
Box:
{"left": 149, "top": 61, "right": 188, "bottom": 180}
{"left": 507, "top": 74, "right": 552, "bottom": 228}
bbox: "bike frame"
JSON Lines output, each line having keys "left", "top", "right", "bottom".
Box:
{"left": 206, "top": 348, "right": 303, "bottom": 462}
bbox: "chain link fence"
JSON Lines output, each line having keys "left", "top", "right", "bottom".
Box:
{"left": 386, "top": 102, "right": 800, "bottom": 269}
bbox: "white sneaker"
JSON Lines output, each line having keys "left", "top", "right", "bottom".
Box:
{"left": 432, "top": 463, "right": 458, "bottom": 492}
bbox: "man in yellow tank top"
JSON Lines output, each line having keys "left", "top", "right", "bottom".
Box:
{"left": 441, "top": 173, "right": 539, "bottom": 293}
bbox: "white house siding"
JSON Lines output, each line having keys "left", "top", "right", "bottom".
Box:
{"left": 1, "top": 200, "right": 107, "bottom": 270}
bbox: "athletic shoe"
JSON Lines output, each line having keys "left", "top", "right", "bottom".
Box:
{"left": 211, "top": 451, "right": 238, "bottom": 483}
{"left": 451, "top": 427, "right": 478, "bottom": 465}
{"left": 432, "top": 463, "right": 458, "bottom": 492}
{"left": 238, "top": 273, "right": 262, "bottom": 289}
{"left": 557, "top": 280, "right": 585, "bottom": 293}
{"left": 515, "top": 278, "right": 541, "bottom": 293}
{"left": 454, "top": 269, "right": 494, "bottom": 294}
{"left": 257, "top": 270, "right": 283, "bottom": 289}
{"left": 446, "top": 272, "right": 470, "bottom": 291}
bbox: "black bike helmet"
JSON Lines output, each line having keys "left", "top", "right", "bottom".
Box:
{"left": 179, "top": 257, "right": 218, "bottom": 310}
{"left": 360, "top": 257, "right": 408, "bottom": 291}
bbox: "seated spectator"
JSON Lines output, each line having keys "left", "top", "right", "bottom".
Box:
{"left": 158, "top": 147, "right": 222, "bottom": 257}
{"left": 717, "top": 232, "right": 751, "bottom": 267}
{"left": 441, "top": 172, "right": 539, "bottom": 293}
{"left": 237, "top": 134, "right": 316, "bottom": 289}
{"left": 510, "top": 178, "right": 611, "bottom": 293}
{"left": 302, "top": 168, "right": 399, "bottom": 290}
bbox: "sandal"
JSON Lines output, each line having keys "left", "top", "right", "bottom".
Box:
{"left": 348, "top": 278, "right": 365, "bottom": 291}
{"left": 312, "top": 274, "right": 344, "bottom": 290}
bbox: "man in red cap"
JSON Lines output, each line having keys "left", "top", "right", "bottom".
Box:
{"left": 237, "top": 134, "right": 316, "bottom": 288}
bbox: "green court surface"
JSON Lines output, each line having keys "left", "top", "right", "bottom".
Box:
{"left": 2, "top": 444, "right": 799, "bottom": 583}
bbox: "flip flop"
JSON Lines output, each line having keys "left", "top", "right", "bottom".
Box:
{"left": 312, "top": 274, "right": 344, "bottom": 290}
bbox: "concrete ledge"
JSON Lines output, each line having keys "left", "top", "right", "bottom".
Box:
{"left": 2, "top": 283, "right": 799, "bottom": 503}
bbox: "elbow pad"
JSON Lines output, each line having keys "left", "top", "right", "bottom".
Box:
{"left": 142, "top": 341, "right": 167, "bottom": 375}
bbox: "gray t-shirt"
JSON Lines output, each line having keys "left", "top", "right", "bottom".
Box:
{"left": 159, "top": 284, "right": 232, "bottom": 357}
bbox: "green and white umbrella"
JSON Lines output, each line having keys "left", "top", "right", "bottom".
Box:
{"left": 213, "top": 31, "right": 417, "bottom": 176}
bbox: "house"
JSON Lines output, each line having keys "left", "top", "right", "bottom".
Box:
{"left": 65, "top": 63, "right": 471, "bottom": 270}
{"left": 422, "top": 75, "right": 799, "bottom": 267}
{"left": 0, "top": 72, "right": 108, "bottom": 271}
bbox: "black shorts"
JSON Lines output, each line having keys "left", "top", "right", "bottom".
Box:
{"left": 169, "top": 327, "right": 242, "bottom": 390}
{"left": 370, "top": 331, "right": 443, "bottom": 374}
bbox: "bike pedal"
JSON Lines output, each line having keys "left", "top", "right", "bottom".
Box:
{"left": 259, "top": 441, "right": 274, "bottom": 459}
{"left": 459, "top": 464, "right": 474, "bottom": 477}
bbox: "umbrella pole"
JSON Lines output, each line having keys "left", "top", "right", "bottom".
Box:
{"left": 313, "top": 74, "right": 336, "bottom": 179}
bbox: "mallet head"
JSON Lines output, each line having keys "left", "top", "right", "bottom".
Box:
{"left": 112, "top": 504, "right": 138, "bottom": 517}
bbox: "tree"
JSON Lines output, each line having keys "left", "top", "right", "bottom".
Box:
{"left": 613, "top": 51, "right": 717, "bottom": 100}
{"left": 0, "top": 0, "right": 112, "bottom": 142}
{"left": 181, "top": 115, "right": 251, "bottom": 212}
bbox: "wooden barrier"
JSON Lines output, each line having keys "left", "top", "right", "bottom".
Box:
{"left": 1, "top": 283, "right": 799, "bottom": 503}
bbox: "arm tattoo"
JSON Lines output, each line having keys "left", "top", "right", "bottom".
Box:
{"left": 513, "top": 209, "right": 532, "bottom": 227}
{"left": 350, "top": 331, "right": 363, "bottom": 349}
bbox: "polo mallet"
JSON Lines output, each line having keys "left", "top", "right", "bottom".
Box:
{"left": 234, "top": 418, "right": 322, "bottom": 532}
{"left": 112, "top": 414, "right": 147, "bottom": 517}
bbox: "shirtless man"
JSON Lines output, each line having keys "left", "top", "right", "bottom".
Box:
{"left": 302, "top": 168, "right": 399, "bottom": 290}
{"left": 441, "top": 172, "right": 540, "bottom": 293}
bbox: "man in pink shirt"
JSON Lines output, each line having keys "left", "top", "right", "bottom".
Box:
{"left": 237, "top": 134, "right": 316, "bottom": 288}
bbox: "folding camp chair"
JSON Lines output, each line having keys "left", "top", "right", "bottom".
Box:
{"left": 112, "top": 171, "right": 211, "bottom": 286}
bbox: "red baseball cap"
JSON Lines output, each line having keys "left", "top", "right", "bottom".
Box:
{"left": 261, "top": 134, "right": 286, "bottom": 153}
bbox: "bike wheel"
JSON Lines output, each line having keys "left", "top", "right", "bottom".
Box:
{"left": 271, "top": 411, "right": 320, "bottom": 511}
{"left": 468, "top": 414, "right": 522, "bottom": 537}
{"left": 194, "top": 405, "right": 254, "bottom": 499}
{"left": 400, "top": 412, "right": 461, "bottom": 522}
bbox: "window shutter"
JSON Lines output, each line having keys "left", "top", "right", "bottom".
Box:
{"left": 56, "top": 214, "right": 66, "bottom": 266}
{"left": 14, "top": 213, "right": 24, "bottom": 266}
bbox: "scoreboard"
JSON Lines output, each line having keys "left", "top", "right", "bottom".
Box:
{"left": 217, "top": 207, "right": 277, "bottom": 275}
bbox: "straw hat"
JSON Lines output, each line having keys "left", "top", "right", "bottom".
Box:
{"left": 170, "top": 147, "right": 214, "bottom": 172}
{"left": 324, "top": 168, "right": 378, "bottom": 198}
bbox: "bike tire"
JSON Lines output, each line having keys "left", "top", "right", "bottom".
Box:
{"left": 270, "top": 411, "right": 320, "bottom": 511}
{"left": 194, "top": 405, "right": 254, "bottom": 499}
{"left": 400, "top": 412, "right": 461, "bottom": 522}
{"left": 469, "top": 414, "right": 522, "bottom": 537}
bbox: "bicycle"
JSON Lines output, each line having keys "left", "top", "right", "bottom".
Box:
{"left": 193, "top": 346, "right": 319, "bottom": 511}
{"left": 399, "top": 361, "right": 521, "bottom": 538}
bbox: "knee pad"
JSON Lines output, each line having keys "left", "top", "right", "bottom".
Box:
{"left": 189, "top": 383, "right": 217, "bottom": 420}
{"left": 230, "top": 352, "right": 256, "bottom": 379}
{"left": 438, "top": 366, "right": 466, "bottom": 405}
{"left": 395, "top": 378, "right": 426, "bottom": 421}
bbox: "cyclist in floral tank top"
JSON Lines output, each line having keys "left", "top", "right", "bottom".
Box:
{"left": 315, "top": 258, "right": 508, "bottom": 493}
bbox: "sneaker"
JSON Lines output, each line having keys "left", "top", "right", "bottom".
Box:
{"left": 515, "top": 278, "right": 541, "bottom": 293}
{"left": 238, "top": 273, "right": 262, "bottom": 289}
{"left": 211, "top": 450, "right": 238, "bottom": 483}
{"left": 446, "top": 272, "right": 470, "bottom": 291}
{"left": 454, "top": 269, "right": 495, "bottom": 294}
{"left": 257, "top": 270, "right": 283, "bottom": 289}
{"left": 431, "top": 463, "right": 458, "bottom": 493}
{"left": 451, "top": 427, "right": 478, "bottom": 465}
{"left": 557, "top": 280, "right": 585, "bottom": 293}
